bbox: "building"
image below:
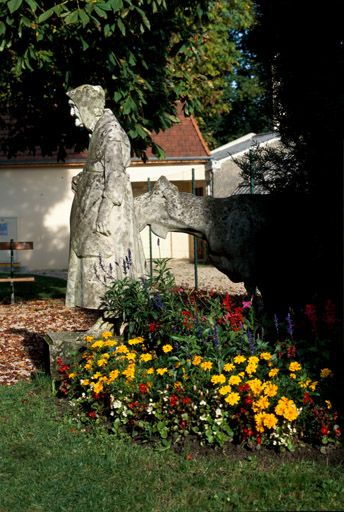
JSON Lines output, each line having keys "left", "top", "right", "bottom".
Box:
{"left": 209, "top": 132, "right": 280, "bottom": 197}
{"left": 0, "top": 103, "right": 210, "bottom": 270}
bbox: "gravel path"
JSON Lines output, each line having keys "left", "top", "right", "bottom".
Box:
{"left": 31, "top": 259, "right": 247, "bottom": 296}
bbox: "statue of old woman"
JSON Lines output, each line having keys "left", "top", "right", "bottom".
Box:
{"left": 65, "top": 84, "right": 146, "bottom": 313}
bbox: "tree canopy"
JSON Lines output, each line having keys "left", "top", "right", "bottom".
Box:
{"left": 0, "top": 0, "right": 215, "bottom": 160}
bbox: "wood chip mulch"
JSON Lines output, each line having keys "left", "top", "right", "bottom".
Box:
{"left": 0, "top": 299, "right": 98, "bottom": 386}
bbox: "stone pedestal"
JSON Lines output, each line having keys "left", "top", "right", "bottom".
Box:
{"left": 44, "top": 331, "right": 89, "bottom": 380}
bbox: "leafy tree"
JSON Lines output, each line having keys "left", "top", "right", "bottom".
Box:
{"left": 0, "top": 0, "right": 213, "bottom": 160}
{"left": 170, "top": 0, "right": 272, "bottom": 149}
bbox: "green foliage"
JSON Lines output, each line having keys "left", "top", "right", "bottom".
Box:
{"left": 0, "top": 0, "right": 213, "bottom": 160}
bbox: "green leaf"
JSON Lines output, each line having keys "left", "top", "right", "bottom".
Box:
{"left": 20, "top": 16, "right": 31, "bottom": 27}
{"left": 0, "top": 22, "right": 5, "bottom": 35}
{"left": 108, "top": 0, "right": 123, "bottom": 11}
{"left": 79, "top": 10, "right": 90, "bottom": 27}
{"left": 25, "top": 0, "right": 37, "bottom": 11}
{"left": 64, "top": 10, "right": 79, "bottom": 24}
{"left": 7, "top": 0, "right": 23, "bottom": 14}
{"left": 94, "top": 5, "right": 107, "bottom": 19}
{"left": 80, "top": 37, "right": 89, "bottom": 51}
{"left": 117, "top": 18, "right": 125, "bottom": 35}
{"left": 38, "top": 7, "right": 54, "bottom": 23}
{"left": 114, "top": 91, "right": 122, "bottom": 102}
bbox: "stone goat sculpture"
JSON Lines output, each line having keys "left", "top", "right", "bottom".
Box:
{"left": 135, "top": 176, "right": 331, "bottom": 311}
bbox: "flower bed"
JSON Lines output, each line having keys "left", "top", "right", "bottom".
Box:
{"left": 59, "top": 260, "right": 342, "bottom": 452}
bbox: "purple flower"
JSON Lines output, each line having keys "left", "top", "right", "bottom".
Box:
{"left": 286, "top": 312, "right": 294, "bottom": 339}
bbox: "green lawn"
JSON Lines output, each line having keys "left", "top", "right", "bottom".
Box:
{"left": 0, "top": 377, "right": 343, "bottom": 512}
{"left": 0, "top": 274, "right": 66, "bottom": 302}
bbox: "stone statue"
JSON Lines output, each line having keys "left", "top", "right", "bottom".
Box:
{"left": 135, "top": 176, "right": 330, "bottom": 312}
{"left": 65, "top": 84, "right": 146, "bottom": 312}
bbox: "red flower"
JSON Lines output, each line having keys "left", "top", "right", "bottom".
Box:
{"left": 88, "top": 411, "right": 96, "bottom": 418}
{"left": 168, "top": 394, "right": 178, "bottom": 407}
{"left": 149, "top": 322, "right": 158, "bottom": 332}
{"left": 303, "top": 392, "right": 311, "bottom": 404}
{"left": 335, "top": 428, "right": 341, "bottom": 436}
{"left": 240, "top": 408, "right": 248, "bottom": 414}
{"left": 180, "top": 420, "right": 187, "bottom": 429}
{"left": 245, "top": 397, "right": 253, "bottom": 405}
{"left": 182, "top": 397, "right": 191, "bottom": 405}
{"left": 257, "top": 437, "right": 262, "bottom": 445}
{"left": 247, "top": 430, "right": 254, "bottom": 437}
{"left": 186, "top": 453, "right": 193, "bottom": 460}
{"left": 56, "top": 357, "right": 62, "bottom": 366}
{"left": 140, "top": 383, "right": 147, "bottom": 393}
{"left": 321, "top": 427, "right": 329, "bottom": 436}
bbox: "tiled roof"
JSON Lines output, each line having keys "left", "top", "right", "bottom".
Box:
{"left": 141, "top": 103, "right": 210, "bottom": 160}
{"left": 0, "top": 103, "right": 210, "bottom": 165}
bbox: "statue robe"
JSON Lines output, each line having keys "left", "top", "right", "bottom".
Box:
{"left": 65, "top": 109, "right": 146, "bottom": 309}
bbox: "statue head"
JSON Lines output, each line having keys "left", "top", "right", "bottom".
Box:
{"left": 67, "top": 84, "right": 105, "bottom": 132}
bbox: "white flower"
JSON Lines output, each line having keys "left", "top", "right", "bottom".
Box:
{"left": 193, "top": 405, "right": 198, "bottom": 411}
{"left": 82, "top": 393, "right": 86, "bottom": 398}
{"left": 215, "top": 408, "right": 222, "bottom": 417}
{"left": 200, "top": 415, "right": 207, "bottom": 422}
{"left": 199, "top": 400, "right": 207, "bottom": 406}
{"left": 112, "top": 400, "right": 122, "bottom": 409}
{"left": 110, "top": 411, "right": 114, "bottom": 416}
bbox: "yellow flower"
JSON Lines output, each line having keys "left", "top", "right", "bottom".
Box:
{"left": 263, "top": 413, "right": 278, "bottom": 429}
{"left": 93, "top": 381, "right": 104, "bottom": 394}
{"left": 97, "top": 359, "right": 107, "bottom": 367}
{"left": 102, "top": 331, "right": 113, "bottom": 339}
{"left": 223, "top": 363, "right": 235, "bottom": 372}
{"left": 80, "top": 379, "right": 89, "bottom": 386}
{"left": 156, "top": 368, "right": 168, "bottom": 376}
{"left": 320, "top": 368, "right": 333, "bottom": 378}
{"left": 309, "top": 381, "right": 318, "bottom": 391}
{"left": 219, "top": 385, "right": 232, "bottom": 395}
{"left": 228, "top": 374, "right": 242, "bottom": 386}
{"left": 248, "top": 356, "right": 259, "bottom": 366}
{"left": 211, "top": 374, "right": 226, "bottom": 385}
{"left": 263, "top": 383, "right": 278, "bottom": 397}
{"left": 140, "top": 353, "right": 153, "bottom": 362}
{"left": 84, "top": 363, "right": 92, "bottom": 370}
{"left": 225, "top": 392, "right": 240, "bottom": 406}
{"left": 192, "top": 355, "right": 202, "bottom": 366}
{"left": 289, "top": 373, "right": 297, "bottom": 379}
{"left": 275, "top": 396, "right": 298, "bottom": 421}
{"left": 122, "top": 363, "right": 135, "bottom": 380}
{"left": 245, "top": 364, "right": 258, "bottom": 376}
{"left": 325, "top": 400, "right": 332, "bottom": 409}
{"left": 91, "top": 340, "right": 104, "bottom": 349}
{"left": 268, "top": 361, "right": 273, "bottom": 367}
{"left": 255, "top": 412, "right": 265, "bottom": 433}
{"left": 269, "top": 368, "right": 279, "bottom": 378}
{"left": 162, "top": 344, "right": 173, "bottom": 353}
{"left": 84, "top": 336, "right": 94, "bottom": 343}
{"left": 93, "top": 372, "right": 102, "bottom": 380}
{"left": 126, "top": 352, "right": 136, "bottom": 361}
{"left": 233, "top": 355, "right": 246, "bottom": 364}
{"left": 108, "top": 370, "right": 119, "bottom": 382}
{"left": 260, "top": 352, "right": 272, "bottom": 361}
{"left": 116, "top": 344, "right": 129, "bottom": 354}
{"left": 174, "top": 381, "right": 183, "bottom": 389}
{"left": 68, "top": 372, "right": 76, "bottom": 379}
{"left": 200, "top": 361, "right": 213, "bottom": 371}
{"left": 247, "top": 378, "right": 263, "bottom": 396}
{"left": 147, "top": 367, "right": 155, "bottom": 375}
{"left": 289, "top": 361, "right": 302, "bottom": 372}
{"left": 175, "top": 361, "right": 181, "bottom": 368}
{"left": 252, "top": 395, "right": 270, "bottom": 413}
{"left": 128, "top": 337, "right": 143, "bottom": 345}
{"left": 104, "top": 340, "right": 118, "bottom": 347}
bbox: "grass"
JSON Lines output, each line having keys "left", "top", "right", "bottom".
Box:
{"left": 0, "top": 377, "right": 343, "bottom": 512}
{"left": 0, "top": 274, "right": 66, "bottom": 302}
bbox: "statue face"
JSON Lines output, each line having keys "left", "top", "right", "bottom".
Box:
{"left": 69, "top": 100, "right": 84, "bottom": 128}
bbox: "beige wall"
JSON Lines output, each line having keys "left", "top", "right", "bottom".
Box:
{"left": 0, "top": 164, "right": 206, "bottom": 270}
